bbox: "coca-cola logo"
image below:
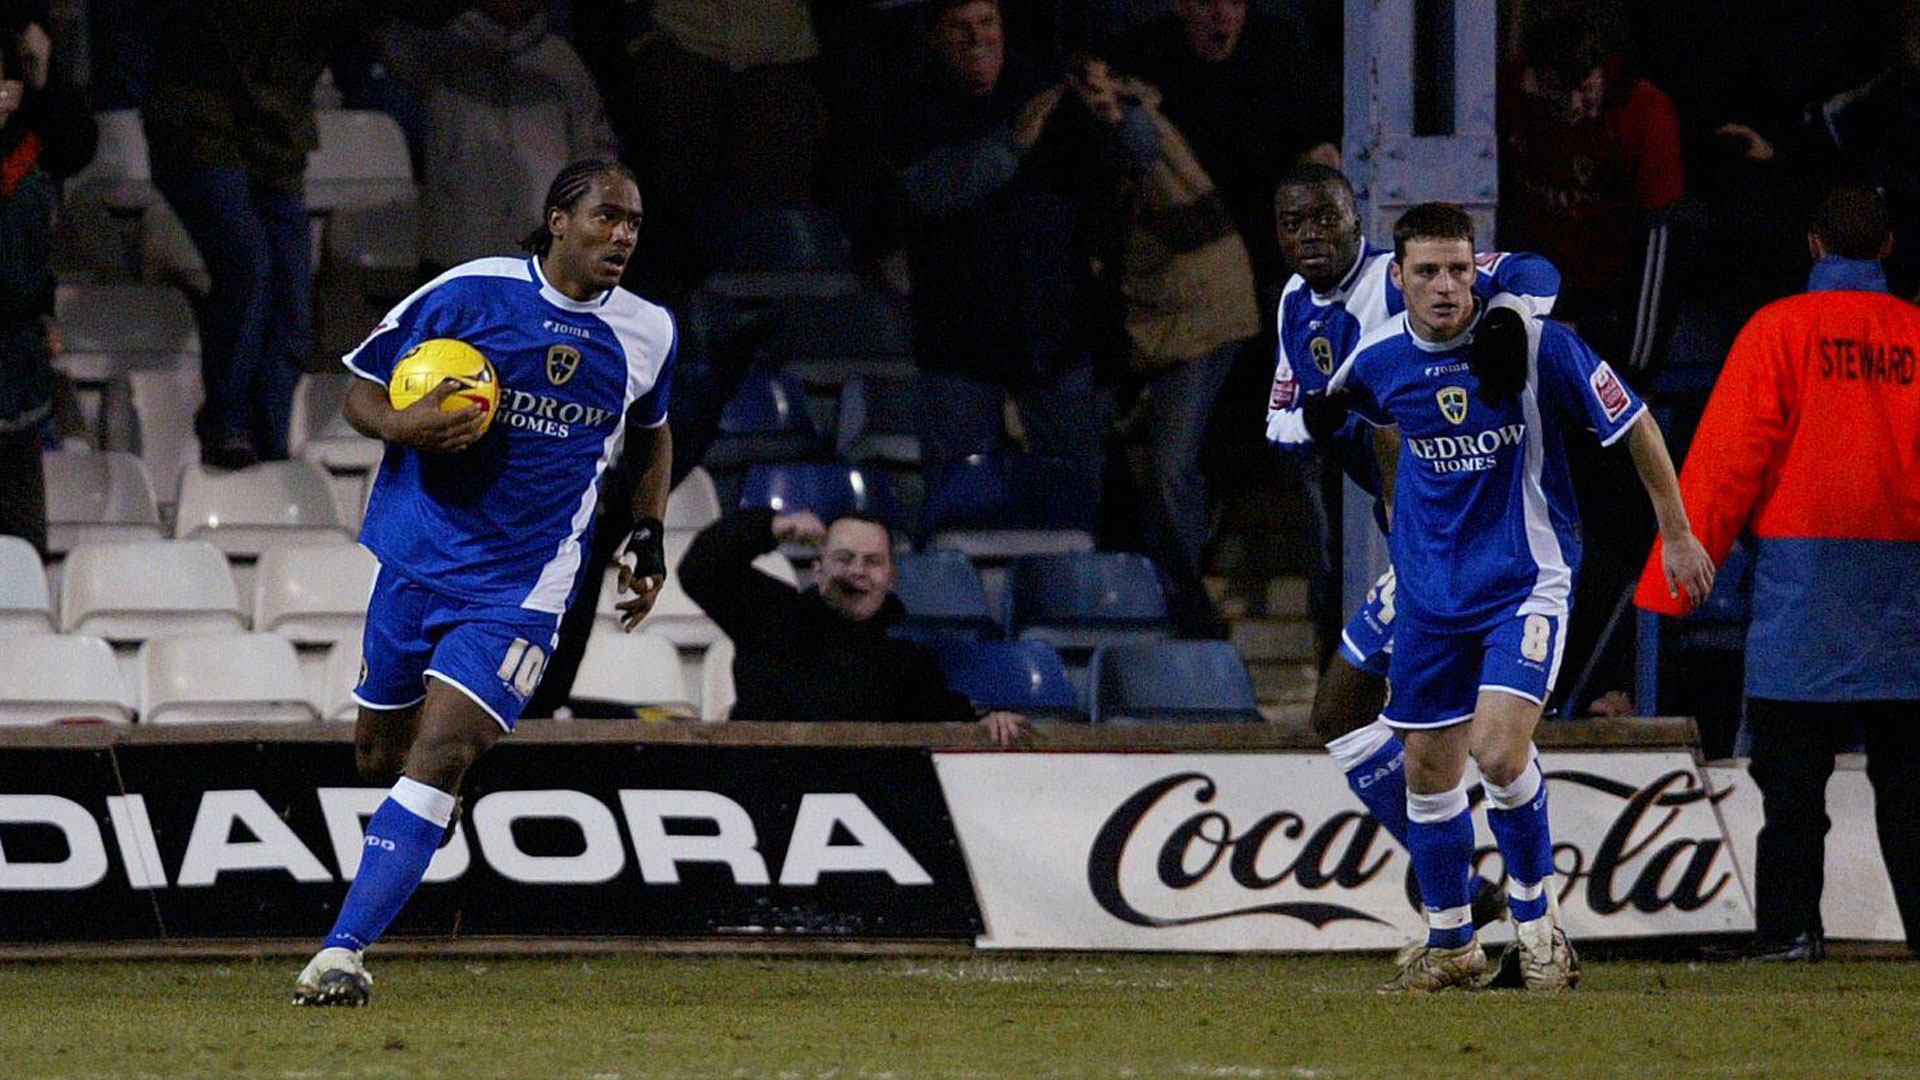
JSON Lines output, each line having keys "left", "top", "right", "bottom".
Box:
{"left": 1087, "top": 767, "right": 1734, "bottom": 930}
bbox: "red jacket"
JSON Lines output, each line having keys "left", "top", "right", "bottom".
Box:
{"left": 1636, "top": 287, "right": 1920, "bottom": 700}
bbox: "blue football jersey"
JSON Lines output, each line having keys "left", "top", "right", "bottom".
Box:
{"left": 1331, "top": 314, "right": 1644, "bottom": 628}
{"left": 343, "top": 256, "right": 676, "bottom": 613}
{"left": 1266, "top": 243, "right": 1560, "bottom": 506}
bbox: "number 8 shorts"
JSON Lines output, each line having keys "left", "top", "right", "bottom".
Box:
{"left": 354, "top": 566, "right": 563, "bottom": 731}
{"left": 1380, "top": 608, "right": 1567, "bottom": 730}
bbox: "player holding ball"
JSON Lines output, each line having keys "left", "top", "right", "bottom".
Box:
{"left": 294, "top": 159, "right": 676, "bottom": 1006}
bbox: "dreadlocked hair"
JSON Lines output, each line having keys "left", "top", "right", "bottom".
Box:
{"left": 518, "top": 159, "right": 638, "bottom": 256}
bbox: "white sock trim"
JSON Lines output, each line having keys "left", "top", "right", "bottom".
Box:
{"left": 390, "top": 777, "right": 456, "bottom": 829}
{"left": 1482, "top": 746, "right": 1543, "bottom": 810}
{"left": 1508, "top": 877, "right": 1548, "bottom": 902}
{"left": 1427, "top": 903, "right": 1474, "bottom": 930}
{"left": 1406, "top": 784, "right": 1470, "bottom": 824}
{"left": 1325, "top": 718, "right": 1397, "bottom": 773}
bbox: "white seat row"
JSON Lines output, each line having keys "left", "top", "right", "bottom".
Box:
{"left": 0, "top": 627, "right": 721, "bottom": 726}
{"left": 42, "top": 450, "right": 353, "bottom": 554}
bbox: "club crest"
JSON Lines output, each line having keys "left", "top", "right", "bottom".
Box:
{"left": 1310, "top": 336, "right": 1336, "bottom": 376}
{"left": 1437, "top": 386, "right": 1469, "bottom": 425}
{"left": 546, "top": 344, "right": 581, "bottom": 386}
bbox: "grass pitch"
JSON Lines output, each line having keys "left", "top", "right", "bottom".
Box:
{"left": 2, "top": 951, "right": 1916, "bottom": 1079}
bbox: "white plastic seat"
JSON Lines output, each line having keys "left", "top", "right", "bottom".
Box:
{"left": 290, "top": 372, "right": 383, "bottom": 470}
{"left": 174, "top": 461, "right": 351, "bottom": 555}
{"left": 64, "top": 109, "right": 159, "bottom": 213}
{"left": 60, "top": 540, "right": 244, "bottom": 642}
{"left": 0, "top": 537, "right": 53, "bottom": 634}
{"left": 571, "top": 629, "right": 693, "bottom": 715}
{"left": 700, "top": 637, "right": 735, "bottom": 722}
{"left": 319, "top": 636, "right": 365, "bottom": 722}
{"left": 42, "top": 449, "right": 164, "bottom": 554}
{"left": 0, "top": 634, "right": 134, "bottom": 725}
{"left": 253, "top": 544, "right": 376, "bottom": 645}
{"left": 139, "top": 632, "right": 319, "bottom": 724}
{"left": 52, "top": 283, "right": 201, "bottom": 384}
{"left": 126, "top": 367, "right": 204, "bottom": 504}
{"left": 598, "top": 528, "right": 795, "bottom": 647}
{"left": 307, "top": 111, "right": 415, "bottom": 212}
{"left": 665, "top": 466, "right": 723, "bottom": 529}
{"left": 138, "top": 201, "right": 211, "bottom": 294}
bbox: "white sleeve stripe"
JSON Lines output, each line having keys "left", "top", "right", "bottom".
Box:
{"left": 340, "top": 257, "right": 533, "bottom": 372}
{"left": 342, "top": 356, "right": 387, "bottom": 385}
{"left": 1598, "top": 402, "right": 1648, "bottom": 447}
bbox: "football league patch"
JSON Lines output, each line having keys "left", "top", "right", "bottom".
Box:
{"left": 1270, "top": 371, "right": 1298, "bottom": 410}
{"left": 1590, "top": 361, "right": 1631, "bottom": 422}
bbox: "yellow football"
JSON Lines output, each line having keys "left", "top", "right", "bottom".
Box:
{"left": 388, "top": 338, "right": 499, "bottom": 435}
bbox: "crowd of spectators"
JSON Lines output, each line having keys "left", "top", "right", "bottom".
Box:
{"left": 2, "top": 0, "right": 1917, "bottom": 741}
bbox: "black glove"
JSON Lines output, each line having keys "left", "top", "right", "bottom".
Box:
{"left": 615, "top": 516, "right": 667, "bottom": 583}
{"left": 1470, "top": 305, "right": 1529, "bottom": 406}
{"left": 1300, "top": 389, "right": 1352, "bottom": 442}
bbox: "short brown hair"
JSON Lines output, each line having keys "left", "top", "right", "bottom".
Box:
{"left": 1392, "top": 202, "right": 1475, "bottom": 262}
{"left": 1810, "top": 184, "right": 1891, "bottom": 261}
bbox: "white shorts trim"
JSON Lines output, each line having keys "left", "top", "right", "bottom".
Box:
{"left": 1478, "top": 683, "right": 1546, "bottom": 706}
{"left": 424, "top": 668, "right": 512, "bottom": 733}
{"left": 350, "top": 690, "right": 427, "bottom": 713}
{"left": 1382, "top": 710, "right": 1476, "bottom": 731}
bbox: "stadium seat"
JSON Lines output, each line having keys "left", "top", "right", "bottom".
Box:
{"left": 323, "top": 199, "right": 420, "bottom": 303}
{"left": 923, "top": 639, "right": 1082, "bottom": 720}
{"left": 173, "top": 461, "right": 351, "bottom": 556}
{"left": 569, "top": 629, "right": 694, "bottom": 717}
{"left": 665, "top": 466, "right": 723, "bottom": 530}
{"left": 306, "top": 110, "right": 415, "bottom": 212}
{"left": 139, "top": 201, "right": 210, "bottom": 293}
{"left": 52, "top": 283, "right": 200, "bottom": 385}
{"left": 42, "top": 449, "right": 164, "bottom": 554}
{"left": 317, "top": 636, "right": 364, "bottom": 722}
{"left": 126, "top": 367, "right": 205, "bottom": 504}
{"left": 253, "top": 544, "right": 377, "bottom": 645}
{"left": 762, "top": 292, "right": 914, "bottom": 388}
{"left": 64, "top": 109, "right": 159, "bottom": 214}
{"left": 700, "top": 637, "right": 735, "bottom": 721}
{"left": 60, "top": 540, "right": 244, "bottom": 642}
{"left": 835, "top": 373, "right": 922, "bottom": 467}
{"left": 1090, "top": 640, "right": 1263, "bottom": 724}
{"left": 1003, "top": 552, "right": 1173, "bottom": 652}
{"left": 738, "top": 462, "right": 905, "bottom": 531}
{"left": 696, "top": 206, "right": 862, "bottom": 301}
{"left": 0, "top": 635, "right": 134, "bottom": 725}
{"left": 596, "top": 529, "right": 796, "bottom": 647}
{"left": 921, "top": 453, "right": 1097, "bottom": 560}
{"left": 139, "top": 633, "right": 319, "bottom": 724}
{"left": 0, "top": 536, "right": 53, "bottom": 634}
{"left": 704, "top": 367, "right": 825, "bottom": 468}
{"left": 290, "top": 372, "right": 383, "bottom": 472}
{"left": 893, "top": 551, "right": 997, "bottom": 641}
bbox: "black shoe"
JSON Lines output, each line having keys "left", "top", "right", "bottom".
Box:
{"left": 1470, "top": 876, "right": 1509, "bottom": 930}
{"left": 201, "top": 436, "right": 258, "bottom": 471}
{"left": 1706, "top": 931, "right": 1826, "bottom": 963}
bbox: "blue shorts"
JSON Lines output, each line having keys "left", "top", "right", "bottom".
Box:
{"left": 1338, "top": 567, "right": 1397, "bottom": 678}
{"left": 1381, "top": 609, "right": 1567, "bottom": 730}
{"left": 354, "top": 566, "right": 563, "bottom": 731}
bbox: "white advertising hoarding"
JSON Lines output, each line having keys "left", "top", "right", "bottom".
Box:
{"left": 934, "top": 751, "right": 1753, "bottom": 951}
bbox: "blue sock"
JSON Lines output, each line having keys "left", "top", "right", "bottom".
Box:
{"left": 323, "top": 778, "right": 454, "bottom": 953}
{"left": 1484, "top": 750, "right": 1554, "bottom": 924}
{"left": 1406, "top": 785, "right": 1476, "bottom": 949}
{"left": 1326, "top": 720, "right": 1410, "bottom": 848}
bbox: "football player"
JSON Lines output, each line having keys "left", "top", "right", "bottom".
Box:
{"left": 293, "top": 159, "right": 676, "bottom": 1006}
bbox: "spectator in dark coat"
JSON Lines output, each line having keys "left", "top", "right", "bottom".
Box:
{"left": 679, "top": 507, "right": 1027, "bottom": 744}
{"left": 0, "top": 27, "right": 54, "bottom": 557}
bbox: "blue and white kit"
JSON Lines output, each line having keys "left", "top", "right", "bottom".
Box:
{"left": 1331, "top": 313, "right": 1646, "bottom": 727}
{"left": 343, "top": 256, "right": 676, "bottom": 728}
{"left": 1265, "top": 243, "right": 1559, "bottom": 675}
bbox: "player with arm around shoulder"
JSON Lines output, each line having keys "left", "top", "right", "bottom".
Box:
{"left": 1329, "top": 203, "right": 1710, "bottom": 992}
{"left": 294, "top": 160, "right": 676, "bottom": 1006}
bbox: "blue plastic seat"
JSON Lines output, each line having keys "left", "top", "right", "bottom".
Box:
{"left": 764, "top": 293, "right": 915, "bottom": 387}
{"left": 836, "top": 373, "right": 922, "bottom": 466}
{"left": 695, "top": 206, "right": 854, "bottom": 273}
{"left": 705, "top": 367, "right": 824, "bottom": 468}
{"left": 1004, "top": 552, "right": 1172, "bottom": 651}
{"left": 923, "top": 639, "right": 1082, "bottom": 719}
{"left": 1090, "top": 640, "right": 1262, "bottom": 724}
{"left": 919, "top": 452, "right": 1097, "bottom": 559}
{"left": 738, "top": 462, "right": 905, "bottom": 530}
{"left": 893, "top": 550, "right": 997, "bottom": 641}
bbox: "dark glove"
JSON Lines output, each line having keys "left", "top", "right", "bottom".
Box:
{"left": 1470, "top": 305, "right": 1529, "bottom": 406}
{"left": 615, "top": 516, "right": 667, "bottom": 583}
{"left": 1300, "top": 390, "right": 1352, "bottom": 442}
